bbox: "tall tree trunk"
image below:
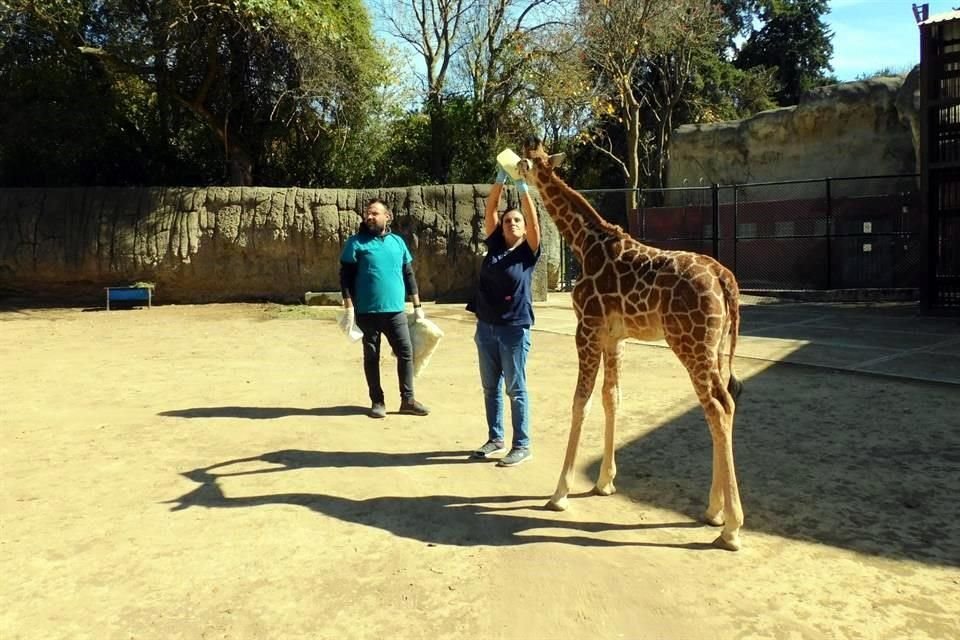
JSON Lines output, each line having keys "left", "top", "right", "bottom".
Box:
{"left": 625, "top": 104, "right": 641, "bottom": 213}
{"left": 427, "top": 93, "right": 449, "bottom": 183}
{"left": 227, "top": 142, "right": 254, "bottom": 186}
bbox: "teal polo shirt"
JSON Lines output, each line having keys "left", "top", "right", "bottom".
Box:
{"left": 340, "top": 232, "right": 413, "bottom": 313}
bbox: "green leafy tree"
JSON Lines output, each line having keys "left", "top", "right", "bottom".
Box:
{"left": 735, "top": 0, "right": 834, "bottom": 105}
{"left": 5, "top": 0, "right": 384, "bottom": 186}
{"left": 684, "top": 53, "right": 778, "bottom": 123}
{"left": 454, "top": 0, "right": 570, "bottom": 178}
{"left": 577, "top": 0, "right": 725, "bottom": 207}
{"left": 716, "top": 0, "right": 764, "bottom": 52}
{"left": 854, "top": 65, "right": 915, "bottom": 81}
{"left": 377, "top": 0, "right": 472, "bottom": 183}
{"left": 378, "top": 0, "right": 571, "bottom": 183}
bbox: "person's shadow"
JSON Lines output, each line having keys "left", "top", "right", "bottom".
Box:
{"left": 159, "top": 405, "right": 369, "bottom": 419}
{"left": 167, "top": 449, "right": 717, "bottom": 549}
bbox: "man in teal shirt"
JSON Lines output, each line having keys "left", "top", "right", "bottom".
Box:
{"left": 340, "top": 198, "right": 430, "bottom": 419}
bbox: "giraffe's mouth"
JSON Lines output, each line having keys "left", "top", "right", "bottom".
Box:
{"left": 517, "top": 159, "right": 533, "bottom": 179}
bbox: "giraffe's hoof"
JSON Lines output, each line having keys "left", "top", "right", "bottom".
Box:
{"left": 712, "top": 533, "right": 741, "bottom": 552}
{"left": 703, "top": 511, "right": 725, "bottom": 527}
{"left": 593, "top": 483, "right": 616, "bottom": 496}
{"left": 545, "top": 496, "right": 569, "bottom": 512}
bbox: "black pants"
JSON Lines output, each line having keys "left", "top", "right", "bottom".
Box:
{"left": 355, "top": 311, "right": 414, "bottom": 405}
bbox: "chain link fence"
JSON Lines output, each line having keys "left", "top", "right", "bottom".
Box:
{"left": 558, "top": 175, "right": 921, "bottom": 293}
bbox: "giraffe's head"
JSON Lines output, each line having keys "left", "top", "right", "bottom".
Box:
{"left": 518, "top": 136, "right": 565, "bottom": 188}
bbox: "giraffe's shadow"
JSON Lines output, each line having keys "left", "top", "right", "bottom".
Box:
{"left": 590, "top": 358, "right": 960, "bottom": 567}
{"left": 168, "top": 449, "right": 715, "bottom": 549}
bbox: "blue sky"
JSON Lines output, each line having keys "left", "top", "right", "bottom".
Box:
{"left": 826, "top": 0, "right": 934, "bottom": 79}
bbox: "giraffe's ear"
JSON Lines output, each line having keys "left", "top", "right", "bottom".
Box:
{"left": 547, "top": 153, "right": 565, "bottom": 168}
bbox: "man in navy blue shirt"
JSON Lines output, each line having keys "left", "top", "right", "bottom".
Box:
{"left": 466, "top": 167, "right": 541, "bottom": 466}
{"left": 340, "top": 198, "right": 429, "bottom": 419}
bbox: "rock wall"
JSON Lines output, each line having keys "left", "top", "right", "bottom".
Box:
{"left": 0, "top": 185, "right": 560, "bottom": 305}
{"left": 668, "top": 74, "right": 919, "bottom": 201}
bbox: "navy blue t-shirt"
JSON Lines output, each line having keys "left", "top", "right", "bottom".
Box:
{"left": 467, "top": 231, "right": 541, "bottom": 326}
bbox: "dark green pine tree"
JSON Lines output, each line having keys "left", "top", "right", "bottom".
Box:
{"left": 735, "top": 0, "right": 835, "bottom": 106}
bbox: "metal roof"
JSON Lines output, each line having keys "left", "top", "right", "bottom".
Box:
{"left": 919, "top": 10, "right": 960, "bottom": 25}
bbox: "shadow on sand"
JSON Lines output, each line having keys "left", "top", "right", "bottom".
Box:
{"left": 168, "top": 449, "right": 716, "bottom": 550}
{"left": 586, "top": 304, "right": 960, "bottom": 567}
{"left": 159, "top": 405, "right": 370, "bottom": 419}
{"left": 167, "top": 304, "right": 959, "bottom": 563}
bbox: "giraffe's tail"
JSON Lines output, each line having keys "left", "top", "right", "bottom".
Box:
{"left": 720, "top": 269, "right": 742, "bottom": 402}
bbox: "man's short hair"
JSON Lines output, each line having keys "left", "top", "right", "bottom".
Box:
{"left": 366, "top": 197, "right": 392, "bottom": 217}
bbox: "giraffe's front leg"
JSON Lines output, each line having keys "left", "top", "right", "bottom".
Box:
{"left": 547, "top": 328, "right": 601, "bottom": 511}
{"left": 546, "top": 392, "right": 592, "bottom": 511}
{"left": 594, "top": 340, "right": 623, "bottom": 496}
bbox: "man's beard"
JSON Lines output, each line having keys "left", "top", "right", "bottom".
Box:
{"left": 363, "top": 219, "right": 387, "bottom": 235}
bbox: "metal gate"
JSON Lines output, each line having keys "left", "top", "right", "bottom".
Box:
{"left": 918, "top": 8, "right": 960, "bottom": 309}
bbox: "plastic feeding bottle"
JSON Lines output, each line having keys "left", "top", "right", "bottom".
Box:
{"left": 496, "top": 148, "right": 523, "bottom": 181}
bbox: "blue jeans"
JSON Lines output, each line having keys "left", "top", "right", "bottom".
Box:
{"left": 474, "top": 321, "right": 532, "bottom": 449}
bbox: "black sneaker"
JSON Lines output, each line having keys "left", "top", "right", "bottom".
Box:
{"left": 469, "top": 440, "right": 507, "bottom": 460}
{"left": 398, "top": 399, "right": 429, "bottom": 416}
{"left": 369, "top": 402, "right": 387, "bottom": 419}
{"left": 497, "top": 447, "right": 532, "bottom": 467}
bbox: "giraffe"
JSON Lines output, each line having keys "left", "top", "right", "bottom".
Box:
{"left": 517, "top": 142, "right": 746, "bottom": 551}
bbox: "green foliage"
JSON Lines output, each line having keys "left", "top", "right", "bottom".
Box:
{"left": 374, "top": 111, "right": 434, "bottom": 187}
{"left": 685, "top": 53, "right": 779, "bottom": 122}
{"left": 735, "top": 0, "right": 834, "bottom": 105}
{"left": 0, "top": 0, "right": 838, "bottom": 191}
{"left": 1, "top": 0, "right": 386, "bottom": 186}
{"left": 855, "top": 66, "right": 915, "bottom": 81}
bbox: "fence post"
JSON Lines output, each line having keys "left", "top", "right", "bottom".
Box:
{"left": 825, "top": 177, "right": 833, "bottom": 289}
{"left": 559, "top": 236, "right": 566, "bottom": 290}
{"left": 732, "top": 185, "right": 739, "bottom": 277}
{"left": 711, "top": 183, "right": 720, "bottom": 259}
{"left": 639, "top": 189, "right": 646, "bottom": 239}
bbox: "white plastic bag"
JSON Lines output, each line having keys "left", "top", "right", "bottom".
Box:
{"left": 407, "top": 314, "right": 444, "bottom": 378}
{"left": 335, "top": 309, "right": 363, "bottom": 343}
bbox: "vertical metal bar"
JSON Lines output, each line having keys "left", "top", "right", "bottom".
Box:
{"left": 559, "top": 236, "right": 564, "bottom": 288}
{"left": 825, "top": 177, "right": 833, "bottom": 289}
{"left": 732, "top": 186, "right": 739, "bottom": 277}
{"left": 640, "top": 190, "right": 646, "bottom": 239}
{"left": 918, "top": 22, "right": 934, "bottom": 309}
{"left": 711, "top": 183, "right": 720, "bottom": 259}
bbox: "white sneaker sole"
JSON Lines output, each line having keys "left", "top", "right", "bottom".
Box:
{"left": 497, "top": 453, "right": 532, "bottom": 467}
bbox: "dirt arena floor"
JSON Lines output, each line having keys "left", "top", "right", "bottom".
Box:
{"left": 2, "top": 299, "right": 958, "bottom": 639}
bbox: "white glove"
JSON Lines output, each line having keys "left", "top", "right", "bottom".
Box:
{"left": 413, "top": 306, "right": 425, "bottom": 321}
{"left": 337, "top": 307, "right": 355, "bottom": 335}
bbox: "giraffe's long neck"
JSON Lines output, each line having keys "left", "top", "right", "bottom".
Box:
{"left": 536, "top": 170, "right": 624, "bottom": 256}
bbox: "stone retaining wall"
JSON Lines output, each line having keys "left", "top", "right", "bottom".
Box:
{"left": 0, "top": 186, "right": 560, "bottom": 306}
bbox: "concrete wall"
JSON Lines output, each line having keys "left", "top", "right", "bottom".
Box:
{"left": 0, "top": 185, "right": 560, "bottom": 306}
{"left": 668, "top": 73, "right": 920, "bottom": 202}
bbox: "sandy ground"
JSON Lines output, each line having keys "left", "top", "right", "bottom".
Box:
{"left": 1, "top": 300, "right": 958, "bottom": 640}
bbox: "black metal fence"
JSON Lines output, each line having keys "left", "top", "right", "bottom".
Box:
{"left": 558, "top": 174, "right": 921, "bottom": 293}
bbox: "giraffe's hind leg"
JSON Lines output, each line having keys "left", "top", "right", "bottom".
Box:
{"left": 673, "top": 335, "right": 743, "bottom": 550}
{"left": 704, "top": 441, "right": 726, "bottom": 527}
{"left": 713, "top": 372, "right": 743, "bottom": 524}
{"left": 704, "top": 320, "right": 743, "bottom": 528}
{"left": 695, "top": 366, "right": 744, "bottom": 551}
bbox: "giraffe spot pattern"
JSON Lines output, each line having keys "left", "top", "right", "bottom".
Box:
{"left": 525, "top": 140, "right": 745, "bottom": 545}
